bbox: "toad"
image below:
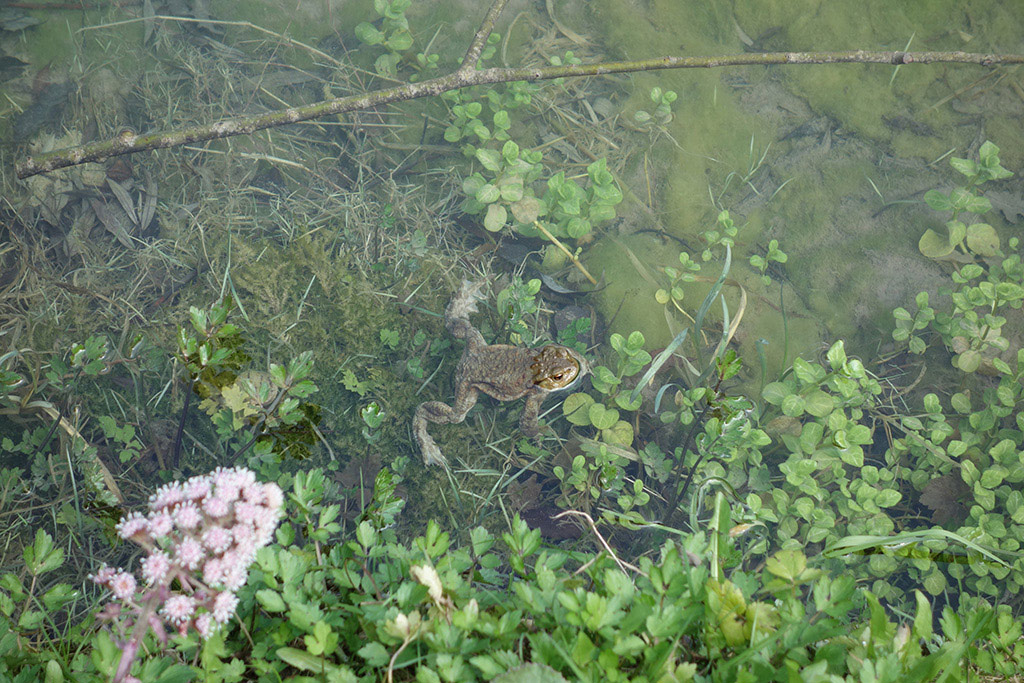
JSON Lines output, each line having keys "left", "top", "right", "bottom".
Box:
{"left": 414, "top": 280, "right": 588, "bottom": 467}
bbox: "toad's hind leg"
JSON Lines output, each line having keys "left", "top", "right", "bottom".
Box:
{"left": 445, "top": 280, "right": 487, "bottom": 350}
{"left": 413, "top": 383, "right": 479, "bottom": 466}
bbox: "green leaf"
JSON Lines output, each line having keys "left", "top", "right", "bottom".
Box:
{"left": 765, "top": 549, "right": 807, "bottom": 581}
{"left": 354, "top": 22, "right": 384, "bottom": 45}
{"left": 918, "top": 229, "right": 954, "bottom": 259}
{"left": 501, "top": 140, "right": 520, "bottom": 163}
{"left": 956, "top": 350, "right": 981, "bottom": 373}
{"left": 949, "top": 157, "right": 980, "bottom": 178}
{"left": 24, "top": 529, "right": 63, "bottom": 576}
{"left": 510, "top": 197, "right": 543, "bottom": 224}
{"left": 923, "top": 190, "right": 952, "bottom": 212}
{"left": 476, "top": 183, "right": 500, "bottom": 204}
{"left": 792, "top": 358, "right": 821, "bottom": 385}
{"left": 803, "top": 390, "right": 833, "bottom": 418}
{"left": 562, "top": 393, "right": 594, "bottom": 426}
{"left": 499, "top": 180, "right": 524, "bottom": 202}
{"left": 964, "top": 195, "right": 992, "bottom": 214}
{"left": 357, "top": 641, "right": 390, "bottom": 668}
{"left": 385, "top": 29, "right": 413, "bottom": 51}
{"left": 950, "top": 392, "right": 971, "bottom": 413}
{"left": 588, "top": 403, "right": 619, "bottom": 430}
{"left": 876, "top": 489, "right": 902, "bottom": 508}
{"left": 798, "top": 422, "right": 824, "bottom": 454}
{"left": 825, "top": 341, "right": 847, "bottom": 370}
{"left": 781, "top": 394, "right": 805, "bottom": 417}
{"left": 475, "top": 148, "right": 502, "bottom": 173}
{"left": 762, "top": 382, "right": 792, "bottom": 405}
{"left": 978, "top": 140, "right": 998, "bottom": 166}
{"left": 484, "top": 204, "right": 507, "bottom": 232}
{"left": 493, "top": 663, "right": 568, "bottom": 683}
{"left": 946, "top": 220, "right": 966, "bottom": 247}
{"left": 965, "top": 223, "right": 999, "bottom": 256}
{"left": 256, "top": 589, "right": 287, "bottom": 612}
{"left": 602, "top": 420, "right": 634, "bottom": 446}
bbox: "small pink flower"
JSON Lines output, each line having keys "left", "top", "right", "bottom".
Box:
{"left": 116, "top": 512, "right": 149, "bottom": 541}
{"left": 202, "top": 557, "right": 223, "bottom": 586}
{"left": 90, "top": 564, "right": 117, "bottom": 585}
{"left": 211, "top": 468, "right": 244, "bottom": 502}
{"left": 162, "top": 595, "right": 195, "bottom": 624}
{"left": 203, "top": 495, "right": 230, "bottom": 518}
{"left": 242, "top": 481, "right": 264, "bottom": 504}
{"left": 195, "top": 612, "right": 217, "bottom": 639}
{"left": 150, "top": 481, "right": 185, "bottom": 510}
{"left": 109, "top": 570, "right": 137, "bottom": 601}
{"left": 221, "top": 558, "right": 249, "bottom": 592}
{"left": 263, "top": 483, "right": 283, "bottom": 511}
{"left": 202, "top": 526, "right": 232, "bottom": 554}
{"left": 183, "top": 475, "right": 212, "bottom": 501}
{"left": 232, "top": 524, "right": 256, "bottom": 552}
{"left": 212, "top": 591, "right": 239, "bottom": 624}
{"left": 147, "top": 512, "right": 174, "bottom": 539}
{"left": 172, "top": 502, "right": 202, "bottom": 530}
{"left": 176, "top": 537, "right": 205, "bottom": 570}
{"left": 141, "top": 550, "right": 171, "bottom": 585}
{"left": 234, "top": 501, "right": 257, "bottom": 525}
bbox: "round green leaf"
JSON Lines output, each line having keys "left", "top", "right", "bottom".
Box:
{"left": 476, "top": 183, "right": 500, "bottom": 204}
{"left": 803, "top": 390, "right": 833, "bottom": 418}
{"left": 918, "top": 229, "right": 954, "bottom": 259}
{"left": 499, "top": 179, "right": 524, "bottom": 202}
{"left": 923, "top": 190, "right": 952, "bottom": 212}
{"left": 602, "top": 420, "right": 634, "bottom": 446}
{"left": 588, "top": 403, "right": 620, "bottom": 430}
{"left": 354, "top": 22, "right": 384, "bottom": 45}
{"left": 965, "top": 223, "right": 999, "bottom": 256}
{"left": 562, "top": 392, "right": 594, "bottom": 426}
{"left": 762, "top": 382, "right": 792, "bottom": 405}
{"left": 385, "top": 29, "right": 414, "bottom": 51}
{"left": 483, "top": 204, "right": 507, "bottom": 232}
{"left": 510, "top": 196, "right": 542, "bottom": 224}
{"left": 956, "top": 350, "right": 981, "bottom": 373}
{"left": 475, "top": 148, "right": 502, "bottom": 173}
{"left": 781, "top": 394, "right": 805, "bottom": 417}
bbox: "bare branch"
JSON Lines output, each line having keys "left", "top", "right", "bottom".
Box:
{"left": 458, "top": 0, "right": 509, "bottom": 73}
{"left": 17, "top": 48, "right": 1024, "bottom": 179}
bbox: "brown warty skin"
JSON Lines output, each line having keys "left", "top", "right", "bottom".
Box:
{"left": 413, "top": 280, "right": 588, "bottom": 467}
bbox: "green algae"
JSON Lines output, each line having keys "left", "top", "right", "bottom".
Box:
{"left": 585, "top": 0, "right": 1023, "bottom": 368}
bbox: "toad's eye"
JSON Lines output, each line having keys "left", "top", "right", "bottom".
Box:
{"left": 552, "top": 372, "right": 564, "bottom": 380}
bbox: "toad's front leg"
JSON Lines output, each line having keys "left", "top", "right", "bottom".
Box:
{"left": 518, "top": 390, "right": 549, "bottom": 438}
{"left": 413, "top": 382, "right": 479, "bottom": 467}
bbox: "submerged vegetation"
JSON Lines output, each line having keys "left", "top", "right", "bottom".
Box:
{"left": 1, "top": 0, "right": 1024, "bottom": 680}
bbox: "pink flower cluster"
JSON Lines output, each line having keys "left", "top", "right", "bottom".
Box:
{"left": 92, "top": 467, "right": 283, "bottom": 640}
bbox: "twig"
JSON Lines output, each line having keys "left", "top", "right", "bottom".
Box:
{"left": 554, "top": 510, "right": 645, "bottom": 578}
{"left": 531, "top": 220, "right": 597, "bottom": 284}
{"left": 458, "top": 0, "right": 510, "bottom": 73}
{"left": 15, "top": 8, "right": 1024, "bottom": 182}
